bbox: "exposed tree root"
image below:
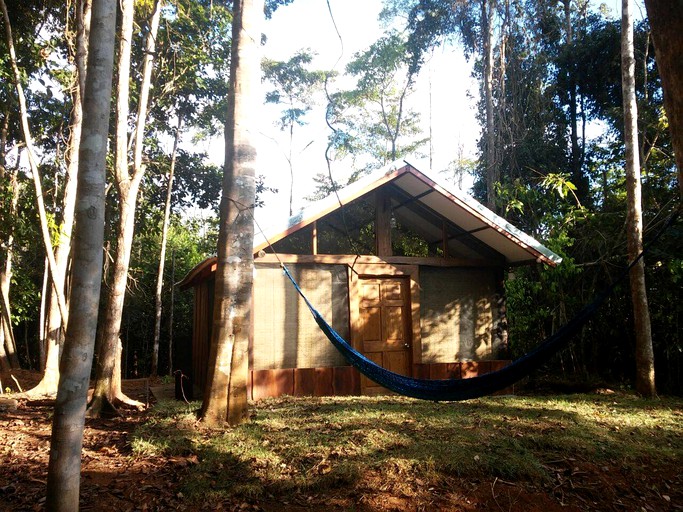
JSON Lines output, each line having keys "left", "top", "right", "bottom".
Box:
{"left": 86, "top": 395, "right": 122, "bottom": 419}
{"left": 86, "top": 391, "right": 145, "bottom": 418}
{"left": 114, "top": 391, "right": 145, "bottom": 410}
{"left": 18, "top": 381, "right": 58, "bottom": 399}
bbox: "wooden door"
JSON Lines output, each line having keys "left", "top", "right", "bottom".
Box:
{"left": 358, "top": 277, "right": 412, "bottom": 395}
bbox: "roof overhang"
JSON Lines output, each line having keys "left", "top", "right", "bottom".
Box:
{"left": 254, "top": 161, "right": 562, "bottom": 267}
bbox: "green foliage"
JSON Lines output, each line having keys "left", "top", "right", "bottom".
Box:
{"left": 327, "top": 31, "right": 427, "bottom": 174}
{"left": 123, "top": 213, "right": 217, "bottom": 377}
{"left": 389, "top": 0, "right": 681, "bottom": 393}
{"left": 262, "top": 50, "right": 327, "bottom": 131}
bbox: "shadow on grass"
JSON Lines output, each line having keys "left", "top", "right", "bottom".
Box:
{"left": 130, "top": 394, "right": 683, "bottom": 507}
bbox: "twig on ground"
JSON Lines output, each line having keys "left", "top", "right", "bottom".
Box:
{"left": 10, "top": 374, "right": 23, "bottom": 393}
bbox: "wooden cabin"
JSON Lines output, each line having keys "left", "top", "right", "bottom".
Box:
{"left": 179, "top": 163, "right": 561, "bottom": 400}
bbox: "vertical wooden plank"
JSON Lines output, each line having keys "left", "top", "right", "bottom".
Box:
{"left": 430, "top": 363, "right": 448, "bottom": 380}
{"left": 333, "top": 366, "right": 359, "bottom": 396}
{"left": 312, "top": 220, "right": 318, "bottom": 255}
{"left": 314, "top": 367, "right": 334, "bottom": 396}
{"left": 413, "top": 363, "right": 430, "bottom": 379}
{"left": 247, "top": 370, "right": 253, "bottom": 400}
{"left": 294, "top": 368, "right": 317, "bottom": 396}
{"left": 252, "top": 369, "right": 295, "bottom": 400}
{"left": 273, "top": 369, "right": 295, "bottom": 397}
{"left": 478, "top": 361, "right": 492, "bottom": 375}
{"left": 250, "top": 369, "right": 268, "bottom": 401}
{"left": 445, "top": 362, "right": 461, "bottom": 379}
{"left": 375, "top": 189, "right": 392, "bottom": 257}
{"left": 409, "top": 268, "right": 422, "bottom": 366}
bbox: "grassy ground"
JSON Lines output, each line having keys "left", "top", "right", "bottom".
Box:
{"left": 130, "top": 392, "right": 683, "bottom": 511}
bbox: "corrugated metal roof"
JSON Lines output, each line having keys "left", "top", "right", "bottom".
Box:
{"left": 254, "top": 161, "right": 562, "bottom": 267}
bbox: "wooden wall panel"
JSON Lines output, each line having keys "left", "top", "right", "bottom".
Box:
{"left": 253, "top": 264, "right": 348, "bottom": 371}
{"left": 248, "top": 361, "right": 511, "bottom": 400}
{"left": 251, "top": 369, "right": 295, "bottom": 400}
{"left": 333, "top": 366, "right": 359, "bottom": 396}
{"left": 294, "top": 368, "right": 317, "bottom": 396}
{"left": 420, "top": 267, "right": 502, "bottom": 364}
{"left": 315, "top": 368, "right": 335, "bottom": 396}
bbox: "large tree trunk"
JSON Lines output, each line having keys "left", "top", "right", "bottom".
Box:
{"left": 27, "top": 0, "right": 91, "bottom": 397}
{"left": 151, "top": 116, "right": 181, "bottom": 377}
{"left": 201, "top": 0, "right": 262, "bottom": 427}
{"left": 90, "top": 0, "right": 159, "bottom": 413}
{"left": 643, "top": 0, "right": 683, "bottom": 199}
{"left": 45, "top": 0, "right": 116, "bottom": 507}
{"left": 621, "top": 0, "right": 655, "bottom": 398}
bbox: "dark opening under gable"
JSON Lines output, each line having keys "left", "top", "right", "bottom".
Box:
{"left": 256, "top": 162, "right": 562, "bottom": 267}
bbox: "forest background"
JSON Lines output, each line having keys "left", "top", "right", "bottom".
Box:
{"left": 0, "top": 0, "right": 680, "bottom": 403}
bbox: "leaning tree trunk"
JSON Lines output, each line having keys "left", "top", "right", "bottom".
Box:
{"left": 201, "top": 0, "right": 263, "bottom": 427}
{"left": 621, "top": 0, "right": 655, "bottom": 398}
{"left": 90, "top": 0, "right": 159, "bottom": 413}
{"left": 1, "top": 0, "right": 69, "bottom": 325}
{"left": 643, "top": 0, "right": 683, "bottom": 199}
{"left": 151, "top": 116, "right": 181, "bottom": 377}
{"left": 27, "top": 0, "right": 91, "bottom": 397}
{"left": 45, "top": 0, "right": 116, "bottom": 507}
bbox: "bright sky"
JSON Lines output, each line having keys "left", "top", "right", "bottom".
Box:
{"left": 197, "top": 0, "right": 634, "bottom": 226}
{"left": 224, "top": 0, "right": 481, "bottom": 225}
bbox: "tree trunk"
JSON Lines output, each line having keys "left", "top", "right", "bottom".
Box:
{"left": 482, "top": 0, "right": 498, "bottom": 211}
{"left": 45, "top": 0, "right": 116, "bottom": 507}
{"left": 151, "top": 115, "right": 181, "bottom": 377}
{"left": 168, "top": 250, "right": 174, "bottom": 375}
{"left": 1, "top": 0, "right": 69, "bottom": 325}
{"left": 90, "top": 0, "right": 158, "bottom": 413}
{"left": 38, "top": 260, "right": 48, "bottom": 369}
{"left": 201, "top": 0, "right": 262, "bottom": 427}
{"left": 643, "top": 0, "right": 683, "bottom": 199}
{"left": 563, "top": 0, "right": 587, "bottom": 201}
{"left": 621, "top": 0, "right": 655, "bottom": 398}
{"left": 27, "top": 0, "right": 90, "bottom": 397}
{"left": 0, "top": 156, "right": 20, "bottom": 370}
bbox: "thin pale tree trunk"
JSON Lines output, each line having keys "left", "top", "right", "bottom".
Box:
{"left": 201, "top": 0, "right": 263, "bottom": 427}
{"left": 151, "top": 116, "right": 181, "bottom": 377}
{"left": 45, "top": 0, "right": 116, "bottom": 506}
{"left": 482, "top": 0, "right": 497, "bottom": 211}
{"left": 27, "top": 0, "right": 90, "bottom": 396}
{"left": 0, "top": 111, "right": 15, "bottom": 371}
{"left": 91, "top": 0, "right": 160, "bottom": 412}
{"left": 38, "top": 259, "right": 48, "bottom": 369}
{"left": 621, "top": 0, "right": 655, "bottom": 398}
{"left": 168, "top": 250, "right": 174, "bottom": 375}
{"left": 0, "top": 156, "right": 20, "bottom": 369}
{"left": 1, "top": 0, "right": 69, "bottom": 324}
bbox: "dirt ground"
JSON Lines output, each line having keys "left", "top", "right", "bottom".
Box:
{"left": 1, "top": 370, "right": 681, "bottom": 511}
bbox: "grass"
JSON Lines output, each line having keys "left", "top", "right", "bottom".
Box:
{"left": 130, "top": 393, "right": 683, "bottom": 506}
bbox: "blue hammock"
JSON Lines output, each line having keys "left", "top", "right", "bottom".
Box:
{"left": 279, "top": 210, "right": 677, "bottom": 401}
{"left": 282, "top": 265, "right": 607, "bottom": 401}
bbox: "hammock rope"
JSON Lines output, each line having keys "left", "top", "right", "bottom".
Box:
{"left": 279, "top": 209, "right": 679, "bottom": 401}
